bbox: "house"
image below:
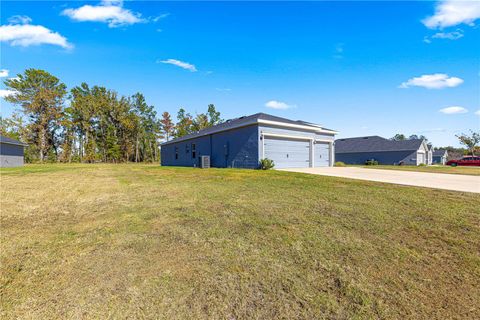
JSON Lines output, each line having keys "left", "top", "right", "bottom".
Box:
{"left": 432, "top": 149, "right": 448, "bottom": 165}
{"left": 426, "top": 144, "right": 433, "bottom": 165}
{"left": 0, "top": 135, "right": 28, "bottom": 167}
{"left": 335, "top": 136, "right": 430, "bottom": 165}
{"left": 161, "top": 113, "right": 337, "bottom": 169}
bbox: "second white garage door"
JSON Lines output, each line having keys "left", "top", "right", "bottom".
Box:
{"left": 264, "top": 137, "right": 310, "bottom": 169}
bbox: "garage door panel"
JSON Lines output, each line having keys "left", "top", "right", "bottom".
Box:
{"left": 315, "top": 142, "right": 330, "bottom": 167}
{"left": 264, "top": 137, "right": 310, "bottom": 169}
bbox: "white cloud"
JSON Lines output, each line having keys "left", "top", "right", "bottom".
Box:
{"left": 423, "top": 0, "right": 480, "bottom": 29}
{"left": 265, "top": 100, "right": 295, "bottom": 110}
{"left": 0, "top": 20, "right": 72, "bottom": 49}
{"left": 432, "top": 29, "right": 464, "bottom": 39}
{"left": 158, "top": 59, "right": 197, "bottom": 72}
{"left": 0, "top": 89, "right": 17, "bottom": 98}
{"left": 62, "top": 0, "right": 144, "bottom": 28}
{"left": 399, "top": 73, "right": 463, "bottom": 89}
{"left": 0, "top": 69, "right": 8, "bottom": 77}
{"left": 424, "top": 29, "right": 464, "bottom": 43}
{"left": 8, "top": 15, "right": 32, "bottom": 25}
{"left": 439, "top": 106, "right": 468, "bottom": 114}
{"left": 475, "top": 110, "right": 480, "bottom": 116}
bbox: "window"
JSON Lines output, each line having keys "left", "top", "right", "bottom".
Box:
{"left": 192, "top": 143, "right": 196, "bottom": 159}
{"left": 175, "top": 146, "right": 178, "bottom": 160}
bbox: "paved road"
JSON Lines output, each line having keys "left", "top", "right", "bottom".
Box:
{"left": 279, "top": 167, "right": 480, "bottom": 193}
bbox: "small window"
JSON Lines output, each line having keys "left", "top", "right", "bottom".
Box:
{"left": 175, "top": 146, "right": 178, "bottom": 160}
{"left": 185, "top": 144, "right": 189, "bottom": 154}
{"left": 192, "top": 143, "right": 196, "bottom": 159}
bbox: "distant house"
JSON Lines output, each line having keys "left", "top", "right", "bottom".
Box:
{"left": 426, "top": 144, "right": 433, "bottom": 165}
{"left": 432, "top": 149, "right": 448, "bottom": 165}
{"left": 335, "top": 136, "right": 430, "bottom": 166}
{"left": 161, "top": 113, "right": 337, "bottom": 169}
{"left": 0, "top": 135, "right": 28, "bottom": 167}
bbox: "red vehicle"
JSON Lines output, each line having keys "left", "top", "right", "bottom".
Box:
{"left": 446, "top": 156, "right": 480, "bottom": 167}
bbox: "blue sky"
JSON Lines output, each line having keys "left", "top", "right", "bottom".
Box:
{"left": 1, "top": 1, "right": 479, "bottom": 147}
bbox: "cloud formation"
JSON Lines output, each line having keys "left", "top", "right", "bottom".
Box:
{"left": 0, "top": 17, "right": 72, "bottom": 49}
{"left": 0, "top": 69, "right": 8, "bottom": 77}
{"left": 0, "top": 89, "right": 17, "bottom": 99}
{"left": 399, "top": 73, "right": 463, "bottom": 89}
{"left": 439, "top": 106, "right": 468, "bottom": 114}
{"left": 158, "top": 59, "right": 197, "bottom": 72}
{"left": 265, "top": 100, "right": 295, "bottom": 110}
{"left": 423, "top": 0, "right": 480, "bottom": 29}
{"left": 62, "top": 0, "right": 144, "bottom": 28}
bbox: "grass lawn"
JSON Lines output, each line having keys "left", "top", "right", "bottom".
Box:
{"left": 350, "top": 164, "right": 480, "bottom": 176}
{"left": 1, "top": 164, "right": 479, "bottom": 319}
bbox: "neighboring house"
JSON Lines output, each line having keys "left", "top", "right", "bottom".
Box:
{"left": 432, "top": 149, "right": 448, "bottom": 165}
{"left": 335, "top": 136, "right": 430, "bottom": 165}
{"left": 426, "top": 144, "right": 433, "bottom": 165}
{"left": 0, "top": 135, "right": 28, "bottom": 167}
{"left": 161, "top": 113, "right": 337, "bottom": 169}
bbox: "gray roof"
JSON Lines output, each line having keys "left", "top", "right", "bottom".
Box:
{"left": 335, "top": 136, "right": 425, "bottom": 153}
{"left": 433, "top": 149, "right": 447, "bottom": 156}
{"left": 162, "top": 112, "right": 336, "bottom": 145}
{"left": 0, "top": 135, "right": 27, "bottom": 146}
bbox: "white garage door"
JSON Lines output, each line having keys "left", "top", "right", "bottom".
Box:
{"left": 417, "top": 152, "right": 425, "bottom": 165}
{"left": 314, "top": 142, "right": 330, "bottom": 167}
{"left": 264, "top": 137, "right": 310, "bottom": 168}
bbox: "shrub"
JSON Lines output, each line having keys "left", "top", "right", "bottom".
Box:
{"left": 365, "top": 159, "right": 378, "bottom": 166}
{"left": 418, "top": 163, "right": 426, "bottom": 167}
{"left": 259, "top": 158, "right": 275, "bottom": 170}
{"left": 334, "top": 161, "right": 346, "bottom": 167}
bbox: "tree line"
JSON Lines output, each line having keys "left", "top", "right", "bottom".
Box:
{"left": 1, "top": 69, "right": 223, "bottom": 163}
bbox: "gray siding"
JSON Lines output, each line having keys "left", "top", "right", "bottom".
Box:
{"left": 336, "top": 150, "right": 417, "bottom": 165}
{"left": 161, "top": 124, "right": 259, "bottom": 168}
{"left": 0, "top": 155, "right": 24, "bottom": 167}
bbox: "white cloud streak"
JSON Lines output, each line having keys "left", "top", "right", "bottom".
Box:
{"left": 265, "top": 100, "right": 295, "bottom": 110}
{"left": 0, "top": 18, "right": 72, "bottom": 49}
{"left": 0, "top": 69, "right": 9, "bottom": 77}
{"left": 399, "top": 73, "right": 463, "bottom": 89}
{"left": 62, "top": 0, "right": 144, "bottom": 28}
{"left": 423, "top": 0, "right": 480, "bottom": 29}
{"left": 439, "top": 106, "right": 468, "bottom": 114}
{"left": 0, "top": 89, "right": 17, "bottom": 99}
{"left": 158, "top": 59, "right": 197, "bottom": 72}
{"left": 475, "top": 110, "right": 480, "bottom": 116}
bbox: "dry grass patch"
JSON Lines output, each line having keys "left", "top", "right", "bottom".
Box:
{"left": 1, "top": 164, "right": 479, "bottom": 319}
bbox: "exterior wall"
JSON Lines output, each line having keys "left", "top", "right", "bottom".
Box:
{"left": 432, "top": 155, "right": 446, "bottom": 165}
{"left": 0, "top": 155, "right": 24, "bottom": 167}
{"left": 336, "top": 150, "right": 417, "bottom": 165}
{"left": 0, "top": 143, "right": 24, "bottom": 167}
{"left": 161, "top": 125, "right": 259, "bottom": 168}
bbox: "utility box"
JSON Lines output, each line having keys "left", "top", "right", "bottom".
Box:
{"left": 200, "top": 156, "right": 210, "bottom": 169}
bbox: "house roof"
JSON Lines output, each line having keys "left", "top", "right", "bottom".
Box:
{"left": 433, "top": 149, "right": 448, "bottom": 156}
{"left": 0, "top": 135, "right": 28, "bottom": 147}
{"left": 335, "top": 136, "right": 425, "bottom": 153}
{"left": 162, "top": 112, "right": 337, "bottom": 146}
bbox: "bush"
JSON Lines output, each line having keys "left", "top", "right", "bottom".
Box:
{"left": 418, "top": 163, "right": 426, "bottom": 167}
{"left": 365, "top": 159, "right": 378, "bottom": 166}
{"left": 334, "top": 161, "right": 346, "bottom": 167}
{"left": 259, "top": 158, "right": 275, "bottom": 170}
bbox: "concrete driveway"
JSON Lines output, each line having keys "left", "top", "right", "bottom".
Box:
{"left": 279, "top": 167, "right": 480, "bottom": 193}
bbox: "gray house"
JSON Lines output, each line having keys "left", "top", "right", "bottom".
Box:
{"left": 335, "top": 136, "right": 430, "bottom": 165}
{"left": 432, "top": 149, "right": 448, "bottom": 165}
{"left": 161, "top": 113, "right": 337, "bottom": 169}
{"left": 0, "top": 135, "right": 28, "bottom": 167}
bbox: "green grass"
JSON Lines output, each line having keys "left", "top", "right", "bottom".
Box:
{"left": 351, "top": 164, "right": 480, "bottom": 176}
{"left": 1, "top": 164, "right": 479, "bottom": 319}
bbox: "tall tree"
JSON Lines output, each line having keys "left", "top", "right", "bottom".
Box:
{"left": 160, "top": 112, "right": 175, "bottom": 142}
{"left": 391, "top": 134, "right": 406, "bottom": 141}
{"left": 175, "top": 108, "right": 194, "bottom": 138}
{"left": 207, "top": 104, "right": 222, "bottom": 126}
{"left": 456, "top": 130, "right": 480, "bottom": 156}
{"left": 4, "top": 69, "right": 66, "bottom": 162}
